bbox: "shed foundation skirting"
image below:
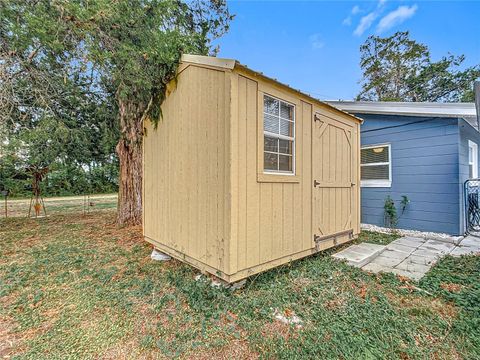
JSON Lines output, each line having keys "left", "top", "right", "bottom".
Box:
{"left": 145, "top": 233, "right": 352, "bottom": 282}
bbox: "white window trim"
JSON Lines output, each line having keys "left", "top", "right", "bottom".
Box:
{"left": 360, "top": 143, "right": 392, "bottom": 188}
{"left": 468, "top": 140, "right": 478, "bottom": 179}
{"left": 263, "top": 94, "right": 296, "bottom": 175}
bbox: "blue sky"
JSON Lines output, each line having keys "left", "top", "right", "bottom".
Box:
{"left": 215, "top": 0, "right": 480, "bottom": 100}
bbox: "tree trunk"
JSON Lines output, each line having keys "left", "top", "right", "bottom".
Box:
{"left": 116, "top": 99, "right": 144, "bottom": 226}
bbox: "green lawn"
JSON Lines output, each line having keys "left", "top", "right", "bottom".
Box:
{"left": 1, "top": 211, "right": 479, "bottom": 359}
{"left": 1, "top": 194, "right": 117, "bottom": 218}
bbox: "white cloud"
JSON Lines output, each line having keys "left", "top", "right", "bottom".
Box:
{"left": 309, "top": 33, "right": 325, "bottom": 49}
{"left": 343, "top": 5, "right": 361, "bottom": 26}
{"left": 354, "top": 12, "right": 378, "bottom": 36}
{"left": 377, "top": 4, "right": 418, "bottom": 33}
{"left": 343, "top": 16, "right": 352, "bottom": 26}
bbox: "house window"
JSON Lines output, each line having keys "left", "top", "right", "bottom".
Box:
{"left": 468, "top": 140, "right": 478, "bottom": 179}
{"left": 361, "top": 144, "right": 391, "bottom": 187}
{"left": 263, "top": 95, "right": 295, "bottom": 174}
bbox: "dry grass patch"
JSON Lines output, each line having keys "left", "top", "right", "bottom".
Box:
{"left": 1, "top": 209, "right": 479, "bottom": 359}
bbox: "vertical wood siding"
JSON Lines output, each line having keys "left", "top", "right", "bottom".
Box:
{"left": 143, "top": 65, "right": 230, "bottom": 273}
{"left": 230, "top": 74, "right": 313, "bottom": 272}
{"left": 230, "top": 72, "right": 360, "bottom": 274}
{"left": 144, "top": 62, "right": 360, "bottom": 281}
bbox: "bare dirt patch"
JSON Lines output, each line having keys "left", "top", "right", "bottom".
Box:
{"left": 0, "top": 316, "right": 23, "bottom": 359}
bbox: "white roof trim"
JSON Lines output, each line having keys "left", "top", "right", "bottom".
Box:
{"left": 181, "top": 54, "right": 236, "bottom": 70}
{"left": 326, "top": 100, "right": 476, "bottom": 118}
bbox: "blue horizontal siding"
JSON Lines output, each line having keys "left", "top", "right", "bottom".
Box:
{"left": 364, "top": 133, "right": 458, "bottom": 149}
{"left": 359, "top": 113, "right": 461, "bottom": 235}
{"left": 393, "top": 154, "right": 458, "bottom": 167}
{"left": 458, "top": 119, "right": 480, "bottom": 233}
{"left": 362, "top": 200, "right": 458, "bottom": 215}
{"left": 362, "top": 191, "right": 459, "bottom": 205}
{"left": 394, "top": 164, "right": 458, "bottom": 175}
{"left": 394, "top": 144, "right": 458, "bottom": 158}
{"left": 361, "top": 203, "right": 459, "bottom": 219}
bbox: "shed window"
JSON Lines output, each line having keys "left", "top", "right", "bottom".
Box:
{"left": 263, "top": 95, "right": 295, "bottom": 173}
{"left": 361, "top": 144, "right": 391, "bottom": 187}
{"left": 468, "top": 140, "right": 478, "bottom": 179}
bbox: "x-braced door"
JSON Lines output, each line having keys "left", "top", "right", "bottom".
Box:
{"left": 312, "top": 111, "right": 358, "bottom": 248}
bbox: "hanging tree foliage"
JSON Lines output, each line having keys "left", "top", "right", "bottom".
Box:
{"left": 357, "top": 31, "right": 480, "bottom": 102}
{"left": 0, "top": 6, "right": 118, "bottom": 198}
{"left": 1, "top": 0, "right": 233, "bottom": 225}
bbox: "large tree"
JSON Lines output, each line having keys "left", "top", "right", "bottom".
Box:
{"left": 357, "top": 31, "right": 480, "bottom": 102}
{"left": 0, "top": 15, "right": 118, "bottom": 198}
{"left": 1, "top": 0, "right": 233, "bottom": 225}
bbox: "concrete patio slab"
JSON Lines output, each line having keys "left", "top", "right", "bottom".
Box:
{"left": 450, "top": 246, "right": 479, "bottom": 257}
{"left": 429, "top": 235, "right": 464, "bottom": 245}
{"left": 362, "top": 262, "right": 391, "bottom": 273}
{"left": 332, "top": 243, "right": 385, "bottom": 268}
{"left": 393, "top": 237, "right": 425, "bottom": 247}
{"left": 378, "top": 249, "right": 410, "bottom": 261}
{"left": 334, "top": 232, "right": 480, "bottom": 281}
{"left": 395, "top": 259, "right": 431, "bottom": 274}
{"left": 369, "top": 254, "right": 405, "bottom": 268}
{"left": 458, "top": 236, "right": 480, "bottom": 248}
{"left": 418, "top": 239, "right": 455, "bottom": 254}
{"left": 407, "top": 254, "right": 437, "bottom": 266}
{"left": 410, "top": 248, "right": 444, "bottom": 259}
{"left": 385, "top": 243, "right": 417, "bottom": 254}
{"left": 389, "top": 268, "right": 425, "bottom": 281}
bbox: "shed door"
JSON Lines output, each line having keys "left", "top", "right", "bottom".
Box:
{"left": 312, "top": 111, "right": 357, "bottom": 247}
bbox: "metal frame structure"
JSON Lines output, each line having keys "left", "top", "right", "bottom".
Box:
{"left": 464, "top": 178, "right": 480, "bottom": 234}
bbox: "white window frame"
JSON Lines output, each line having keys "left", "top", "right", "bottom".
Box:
{"left": 360, "top": 143, "right": 392, "bottom": 188}
{"left": 468, "top": 140, "right": 478, "bottom": 179}
{"left": 263, "top": 94, "right": 296, "bottom": 175}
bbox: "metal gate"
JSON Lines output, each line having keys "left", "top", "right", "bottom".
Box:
{"left": 464, "top": 179, "right": 480, "bottom": 233}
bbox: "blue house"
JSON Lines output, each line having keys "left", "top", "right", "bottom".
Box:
{"left": 327, "top": 101, "right": 478, "bottom": 235}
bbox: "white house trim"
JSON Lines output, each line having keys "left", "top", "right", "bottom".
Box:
{"left": 468, "top": 140, "right": 478, "bottom": 179}
{"left": 360, "top": 143, "right": 392, "bottom": 188}
{"left": 326, "top": 101, "right": 476, "bottom": 119}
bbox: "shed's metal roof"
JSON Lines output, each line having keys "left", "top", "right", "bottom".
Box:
{"left": 180, "top": 54, "right": 363, "bottom": 123}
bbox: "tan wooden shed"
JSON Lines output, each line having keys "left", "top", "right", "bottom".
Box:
{"left": 143, "top": 54, "right": 362, "bottom": 283}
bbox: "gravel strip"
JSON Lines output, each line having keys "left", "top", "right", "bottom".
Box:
{"left": 361, "top": 223, "right": 463, "bottom": 244}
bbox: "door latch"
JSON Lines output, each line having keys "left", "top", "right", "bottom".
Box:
{"left": 314, "top": 180, "right": 320, "bottom": 187}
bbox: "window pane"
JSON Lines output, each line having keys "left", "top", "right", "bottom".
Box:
{"left": 280, "top": 120, "right": 293, "bottom": 137}
{"left": 280, "top": 102, "right": 293, "bottom": 120}
{"left": 264, "top": 113, "right": 279, "bottom": 134}
{"left": 278, "top": 139, "right": 293, "bottom": 155}
{"left": 279, "top": 154, "right": 293, "bottom": 172}
{"left": 264, "top": 136, "right": 278, "bottom": 152}
{"left": 263, "top": 95, "right": 295, "bottom": 174}
{"left": 264, "top": 96, "right": 279, "bottom": 115}
{"left": 361, "top": 165, "right": 389, "bottom": 180}
{"left": 361, "top": 146, "right": 389, "bottom": 164}
{"left": 264, "top": 152, "right": 278, "bottom": 171}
